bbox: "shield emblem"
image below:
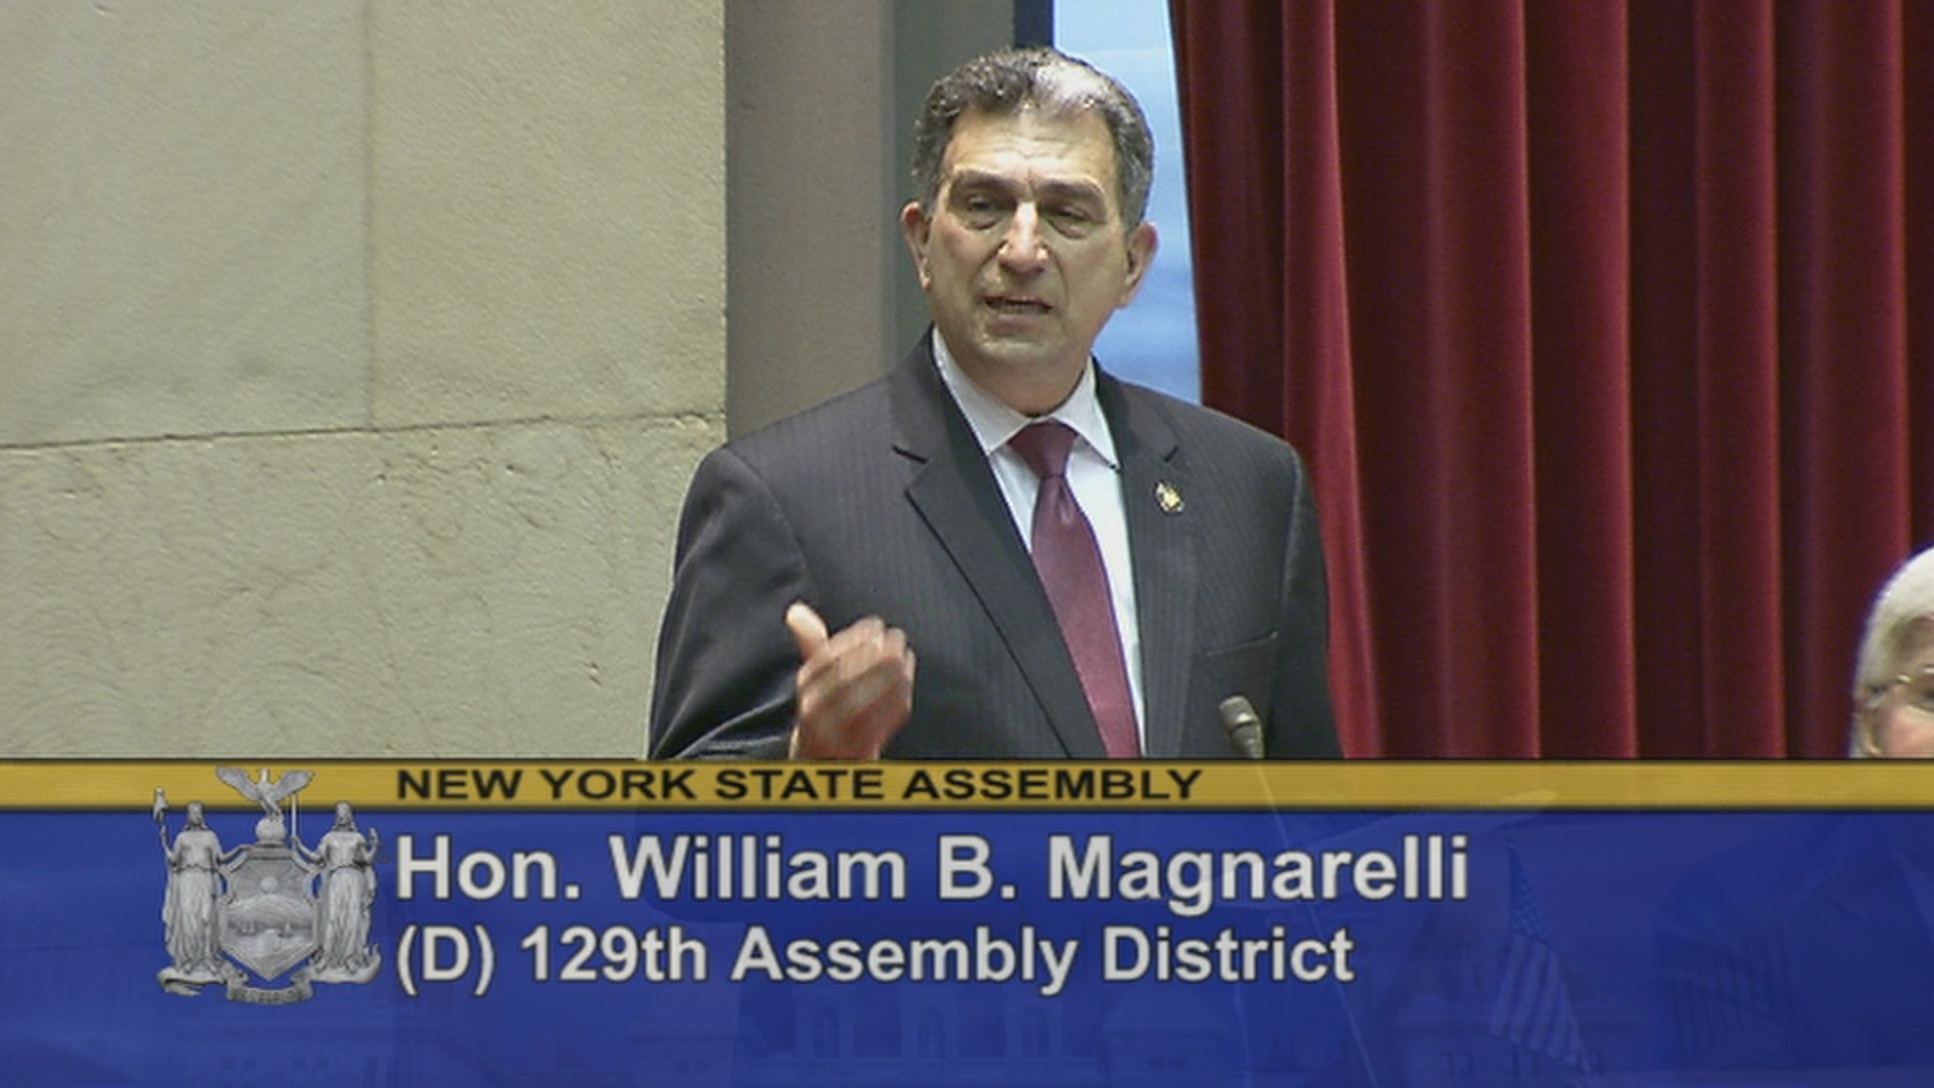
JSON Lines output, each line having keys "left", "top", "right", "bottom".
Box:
{"left": 219, "top": 844, "right": 318, "bottom": 981}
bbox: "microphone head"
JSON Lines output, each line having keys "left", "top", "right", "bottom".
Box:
{"left": 1218, "top": 695, "right": 1259, "bottom": 727}
{"left": 1219, "top": 695, "right": 1265, "bottom": 759}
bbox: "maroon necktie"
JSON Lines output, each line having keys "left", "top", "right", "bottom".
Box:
{"left": 1009, "top": 421, "right": 1141, "bottom": 758}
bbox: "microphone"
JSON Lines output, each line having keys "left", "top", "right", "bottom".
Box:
{"left": 1219, "top": 695, "right": 1265, "bottom": 760}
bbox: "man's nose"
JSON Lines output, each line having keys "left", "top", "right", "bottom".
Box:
{"left": 998, "top": 204, "right": 1050, "bottom": 273}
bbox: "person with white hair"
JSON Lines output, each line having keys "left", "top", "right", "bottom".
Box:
{"left": 1849, "top": 546, "right": 1934, "bottom": 757}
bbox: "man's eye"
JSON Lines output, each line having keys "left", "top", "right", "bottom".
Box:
{"left": 1048, "top": 206, "right": 1098, "bottom": 234}
{"left": 958, "top": 194, "right": 1001, "bottom": 220}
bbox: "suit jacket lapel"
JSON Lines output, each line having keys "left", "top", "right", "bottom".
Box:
{"left": 1099, "top": 374, "right": 1197, "bottom": 757}
{"left": 890, "top": 342, "right": 1108, "bottom": 758}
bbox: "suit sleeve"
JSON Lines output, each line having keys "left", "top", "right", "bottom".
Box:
{"left": 648, "top": 445, "right": 809, "bottom": 759}
{"left": 1267, "top": 447, "right": 1342, "bottom": 757}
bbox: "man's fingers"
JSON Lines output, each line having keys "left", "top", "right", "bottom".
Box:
{"left": 797, "top": 674, "right": 907, "bottom": 755}
{"left": 785, "top": 602, "right": 830, "bottom": 660}
{"left": 789, "top": 614, "right": 915, "bottom": 760}
{"left": 795, "top": 621, "right": 903, "bottom": 718}
{"left": 798, "top": 641, "right": 905, "bottom": 721}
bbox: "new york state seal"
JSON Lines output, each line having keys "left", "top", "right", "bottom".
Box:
{"left": 155, "top": 767, "right": 381, "bottom": 1003}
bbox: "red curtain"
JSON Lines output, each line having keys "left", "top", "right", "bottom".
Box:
{"left": 1170, "top": 1, "right": 1934, "bottom": 757}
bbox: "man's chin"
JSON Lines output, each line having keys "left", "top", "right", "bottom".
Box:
{"left": 965, "top": 323, "right": 1068, "bottom": 361}
{"left": 959, "top": 341, "right": 1072, "bottom": 378}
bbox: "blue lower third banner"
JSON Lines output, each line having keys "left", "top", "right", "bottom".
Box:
{"left": 5, "top": 762, "right": 1934, "bottom": 1086}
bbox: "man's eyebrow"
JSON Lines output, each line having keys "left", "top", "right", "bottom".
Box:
{"left": 947, "top": 170, "right": 1109, "bottom": 205}
{"left": 947, "top": 169, "right": 1019, "bottom": 193}
{"left": 1034, "top": 178, "right": 1109, "bottom": 206}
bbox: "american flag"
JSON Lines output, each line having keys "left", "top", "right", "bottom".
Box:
{"left": 1487, "top": 848, "right": 1590, "bottom": 1070}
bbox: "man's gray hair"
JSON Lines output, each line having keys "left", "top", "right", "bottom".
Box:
{"left": 910, "top": 46, "right": 1156, "bottom": 231}
{"left": 1849, "top": 545, "right": 1934, "bottom": 756}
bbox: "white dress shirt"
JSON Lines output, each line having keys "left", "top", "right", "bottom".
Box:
{"left": 932, "top": 332, "right": 1146, "bottom": 741}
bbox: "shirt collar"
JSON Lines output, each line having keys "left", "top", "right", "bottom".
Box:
{"left": 931, "top": 330, "right": 1119, "bottom": 469}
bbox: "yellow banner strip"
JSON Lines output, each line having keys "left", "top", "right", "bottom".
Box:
{"left": 3, "top": 760, "right": 1931, "bottom": 810}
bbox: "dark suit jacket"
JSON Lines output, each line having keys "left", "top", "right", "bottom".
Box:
{"left": 648, "top": 339, "right": 1338, "bottom": 759}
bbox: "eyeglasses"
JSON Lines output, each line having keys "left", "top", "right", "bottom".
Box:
{"left": 1854, "top": 666, "right": 1934, "bottom": 757}
{"left": 1869, "top": 666, "right": 1934, "bottom": 716}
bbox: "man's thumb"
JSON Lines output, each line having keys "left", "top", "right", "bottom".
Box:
{"left": 785, "top": 602, "right": 829, "bottom": 660}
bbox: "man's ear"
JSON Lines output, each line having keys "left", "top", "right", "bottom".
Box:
{"left": 899, "top": 201, "right": 933, "bottom": 289}
{"left": 1117, "top": 220, "right": 1159, "bottom": 307}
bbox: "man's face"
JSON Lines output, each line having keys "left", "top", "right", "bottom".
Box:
{"left": 901, "top": 106, "right": 1156, "bottom": 413}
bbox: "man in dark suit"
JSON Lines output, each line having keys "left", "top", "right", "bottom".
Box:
{"left": 649, "top": 47, "right": 1338, "bottom": 760}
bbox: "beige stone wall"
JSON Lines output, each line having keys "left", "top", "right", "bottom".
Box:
{"left": 0, "top": 3, "right": 724, "bottom": 756}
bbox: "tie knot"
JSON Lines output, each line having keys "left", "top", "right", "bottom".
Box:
{"left": 1009, "top": 420, "right": 1077, "bottom": 480}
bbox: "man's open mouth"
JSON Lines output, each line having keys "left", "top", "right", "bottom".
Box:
{"left": 986, "top": 296, "right": 1052, "bottom": 314}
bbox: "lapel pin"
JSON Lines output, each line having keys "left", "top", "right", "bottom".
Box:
{"left": 1154, "top": 481, "right": 1184, "bottom": 514}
